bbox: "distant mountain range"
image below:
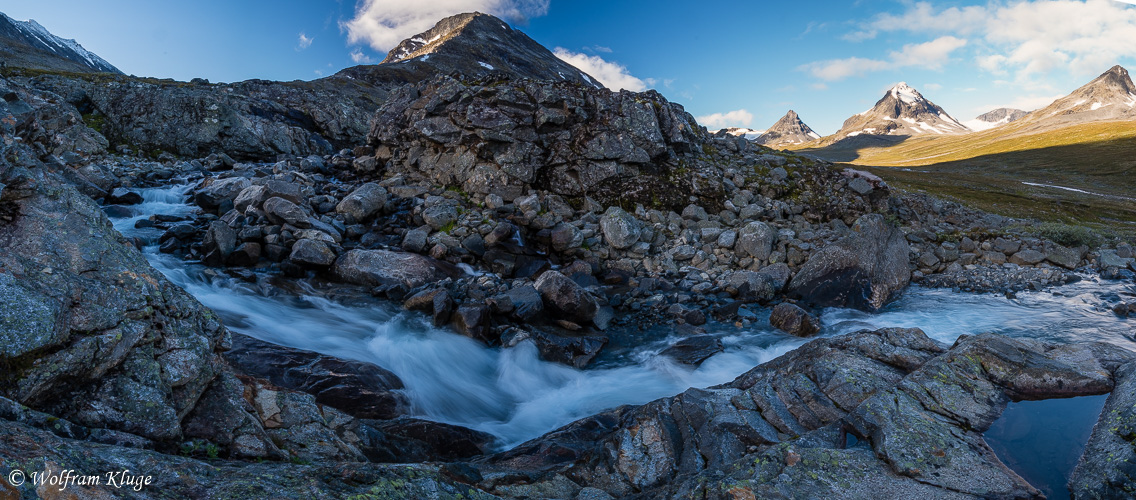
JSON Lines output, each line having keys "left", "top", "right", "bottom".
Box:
{"left": 963, "top": 108, "right": 1028, "bottom": 132}
{"left": 0, "top": 13, "right": 119, "bottom": 73}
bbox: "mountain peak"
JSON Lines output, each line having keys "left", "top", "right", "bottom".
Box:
{"left": 1015, "top": 64, "right": 1136, "bottom": 129}
{"left": 755, "top": 110, "right": 820, "bottom": 147}
{"left": 888, "top": 82, "right": 924, "bottom": 105}
{"left": 372, "top": 11, "right": 597, "bottom": 87}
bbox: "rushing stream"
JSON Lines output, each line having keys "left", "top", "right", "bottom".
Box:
{"left": 107, "top": 184, "right": 1136, "bottom": 457}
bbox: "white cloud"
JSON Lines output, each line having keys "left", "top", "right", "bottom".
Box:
{"left": 552, "top": 48, "right": 647, "bottom": 91}
{"left": 343, "top": 0, "right": 550, "bottom": 52}
{"left": 297, "top": 32, "right": 314, "bottom": 50}
{"left": 924, "top": 83, "right": 943, "bottom": 91}
{"left": 350, "top": 48, "right": 375, "bottom": 64}
{"left": 846, "top": 0, "right": 1136, "bottom": 82}
{"left": 889, "top": 37, "right": 968, "bottom": 69}
{"left": 696, "top": 109, "right": 754, "bottom": 130}
{"left": 800, "top": 36, "right": 968, "bottom": 81}
{"left": 799, "top": 57, "right": 890, "bottom": 81}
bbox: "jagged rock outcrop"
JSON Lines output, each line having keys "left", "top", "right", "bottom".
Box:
{"left": 367, "top": 74, "right": 715, "bottom": 210}
{"left": 965, "top": 107, "right": 1028, "bottom": 131}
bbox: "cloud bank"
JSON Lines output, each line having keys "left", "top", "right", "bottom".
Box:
{"left": 553, "top": 48, "right": 648, "bottom": 91}
{"left": 820, "top": 0, "right": 1136, "bottom": 82}
{"left": 344, "top": 0, "right": 550, "bottom": 52}
{"left": 696, "top": 109, "right": 755, "bottom": 130}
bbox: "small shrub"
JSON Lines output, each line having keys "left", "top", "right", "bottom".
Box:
{"left": 1037, "top": 222, "right": 1100, "bottom": 248}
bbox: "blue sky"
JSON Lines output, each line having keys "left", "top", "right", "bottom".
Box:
{"left": 3, "top": 0, "right": 1136, "bottom": 135}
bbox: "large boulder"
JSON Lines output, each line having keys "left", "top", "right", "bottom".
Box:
{"left": 332, "top": 249, "right": 451, "bottom": 288}
{"left": 769, "top": 302, "right": 820, "bottom": 337}
{"left": 263, "top": 196, "right": 311, "bottom": 228}
{"left": 223, "top": 335, "right": 409, "bottom": 420}
{"left": 195, "top": 176, "right": 251, "bottom": 210}
{"left": 735, "top": 221, "right": 776, "bottom": 261}
{"left": 336, "top": 182, "right": 388, "bottom": 222}
{"left": 788, "top": 213, "right": 910, "bottom": 311}
{"left": 534, "top": 270, "right": 598, "bottom": 325}
{"left": 600, "top": 207, "right": 641, "bottom": 250}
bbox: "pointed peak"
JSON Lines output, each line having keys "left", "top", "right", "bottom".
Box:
{"left": 1106, "top": 65, "right": 1128, "bottom": 77}
{"left": 887, "top": 82, "right": 924, "bottom": 104}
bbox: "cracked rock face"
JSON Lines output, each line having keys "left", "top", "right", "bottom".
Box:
{"left": 0, "top": 155, "right": 229, "bottom": 442}
{"left": 469, "top": 328, "right": 1135, "bottom": 499}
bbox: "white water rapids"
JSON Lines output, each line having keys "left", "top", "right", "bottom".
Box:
{"left": 108, "top": 184, "right": 1136, "bottom": 449}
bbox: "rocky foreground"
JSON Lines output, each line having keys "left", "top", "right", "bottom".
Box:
{"left": 3, "top": 25, "right": 1136, "bottom": 499}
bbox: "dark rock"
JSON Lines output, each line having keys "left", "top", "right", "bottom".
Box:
{"left": 263, "top": 196, "right": 311, "bottom": 228}
{"left": 195, "top": 176, "right": 250, "bottom": 209}
{"left": 402, "top": 227, "right": 430, "bottom": 253}
{"left": 1009, "top": 249, "right": 1045, "bottom": 266}
{"left": 719, "top": 270, "right": 778, "bottom": 303}
{"left": 336, "top": 183, "right": 388, "bottom": 222}
{"left": 332, "top": 249, "right": 451, "bottom": 288}
{"left": 769, "top": 302, "right": 820, "bottom": 337}
{"left": 224, "top": 335, "right": 408, "bottom": 420}
{"left": 501, "top": 328, "right": 608, "bottom": 368}
{"left": 788, "top": 214, "right": 910, "bottom": 311}
{"left": 226, "top": 242, "right": 262, "bottom": 267}
{"left": 501, "top": 285, "right": 544, "bottom": 321}
{"left": 106, "top": 187, "right": 143, "bottom": 205}
{"left": 534, "top": 270, "right": 598, "bottom": 325}
{"left": 289, "top": 239, "right": 336, "bottom": 267}
{"left": 452, "top": 305, "right": 493, "bottom": 344}
{"left": 659, "top": 335, "right": 724, "bottom": 365}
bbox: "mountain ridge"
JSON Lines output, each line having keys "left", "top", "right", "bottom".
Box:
{"left": 0, "top": 12, "right": 119, "bottom": 73}
{"left": 755, "top": 110, "right": 820, "bottom": 147}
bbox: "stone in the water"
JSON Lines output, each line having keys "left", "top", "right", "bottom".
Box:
{"left": 534, "top": 270, "right": 598, "bottom": 325}
{"left": 332, "top": 249, "right": 450, "bottom": 288}
{"left": 107, "top": 187, "right": 143, "bottom": 205}
{"left": 769, "top": 302, "right": 820, "bottom": 337}
{"left": 659, "top": 335, "right": 724, "bottom": 365}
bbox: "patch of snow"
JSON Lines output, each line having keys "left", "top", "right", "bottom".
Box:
{"left": 1074, "top": 99, "right": 1088, "bottom": 107}
{"left": 807, "top": 131, "right": 821, "bottom": 139}
{"left": 411, "top": 37, "right": 426, "bottom": 44}
{"left": 478, "top": 61, "right": 495, "bottom": 70}
{"left": 848, "top": 131, "right": 863, "bottom": 137}
{"left": 890, "top": 82, "right": 922, "bottom": 105}
{"left": 1090, "top": 102, "right": 1106, "bottom": 111}
{"left": 902, "top": 118, "right": 917, "bottom": 124}
{"left": 420, "top": 55, "right": 430, "bottom": 62}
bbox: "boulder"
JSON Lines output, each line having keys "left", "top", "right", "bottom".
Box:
{"left": 719, "top": 270, "right": 778, "bottom": 303}
{"left": 195, "top": 176, "right": 250, "bottom": 209}
{"left": 332, "top": 249, "right": 450, "bottom": 288}
{"left": 550, "top": 223, "right": 584, "bottom": 252}
{"left": 788, "top": 214, "right": 910, "bottom": 311}
{"left": 452, "top": 305, "right": 493, "bottom": 344}
{"left": 534, "top": 270, "right": 598, "bottom": 325}
{"left": 223, "top": 335, "right": 409, "bottom": 420}
{"left": 106, "top": 187, "right": 143, "bottom": 205}
{"left": 422, "top": 204, "right": 458, "bottom": 230}
{"left": 735, "top": 221, "right": 776, "bottom": 261}
{"left": 769, "top": 302, "right": 820, "bottom": 337}
{"left": 289, "top": 239, "right": 337, "bottom": 267}
{"left": 263, "top": 196, "right": 311, "bottom": 228}
{"left": 1046, "top": 245, "right": 1083, "bottom": 269}
{"left": 233, "top": 184, "right": 268, "bottom": 212}
{"left": 1009, "top": 249, "right": 1045, "bottom": 266}
{"left": 336, "top": 183, "right": 388, "bottom": 222}
{"left": 659, "top": 336, "right": 724, "bottom": 366}
{"left": 600, "top": 207, "right": 640, "bottom": 250}
{"left": 501, "top": 328, "right": 608, "bottom": 369}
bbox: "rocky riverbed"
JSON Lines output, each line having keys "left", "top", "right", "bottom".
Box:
{"left": 3, "top": 56, "right": 1136, "bottom": 499}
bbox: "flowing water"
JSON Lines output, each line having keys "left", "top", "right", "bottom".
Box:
{"left": 108, "top": 184, "right": 1136, "bottom": 457}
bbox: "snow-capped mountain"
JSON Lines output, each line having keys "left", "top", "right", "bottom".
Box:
{"left": 715, "top": 127, "right": 766, "bottom": 140}
{"left": 1014, "top": 65, "right": 1136, "bottom": 131}
{"left": 373, "top": 12, "right": 596, "bottom": 87}
{"left": 755, "top": 110, "right": 820, "bottom": 147}
{"left": 963, "top": 108, "right": 1028, "bottom": 132}
{"left": 0, "top": 12, "right": 119, "bottom": 73}
{"left": 831, "top": 82, "right": 969, "bottom": 142}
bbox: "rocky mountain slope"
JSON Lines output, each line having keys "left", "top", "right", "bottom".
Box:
{"left": 823, "top": 82, "right": 969, "bottom": 146}
{"left": 755, "top": 110, "right": 820, "bottom": 147}
{"left": 376, "top": 12, "right": 597, "bottom": 87}
{"left": 0, "top": 12, "right": 119, "bottom": 74}
{"left": 1014, "top": 65, "right": 1136, "bottom": 131}
{"left": 964, "top": 107, "right": 1028, "bottom": 132}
